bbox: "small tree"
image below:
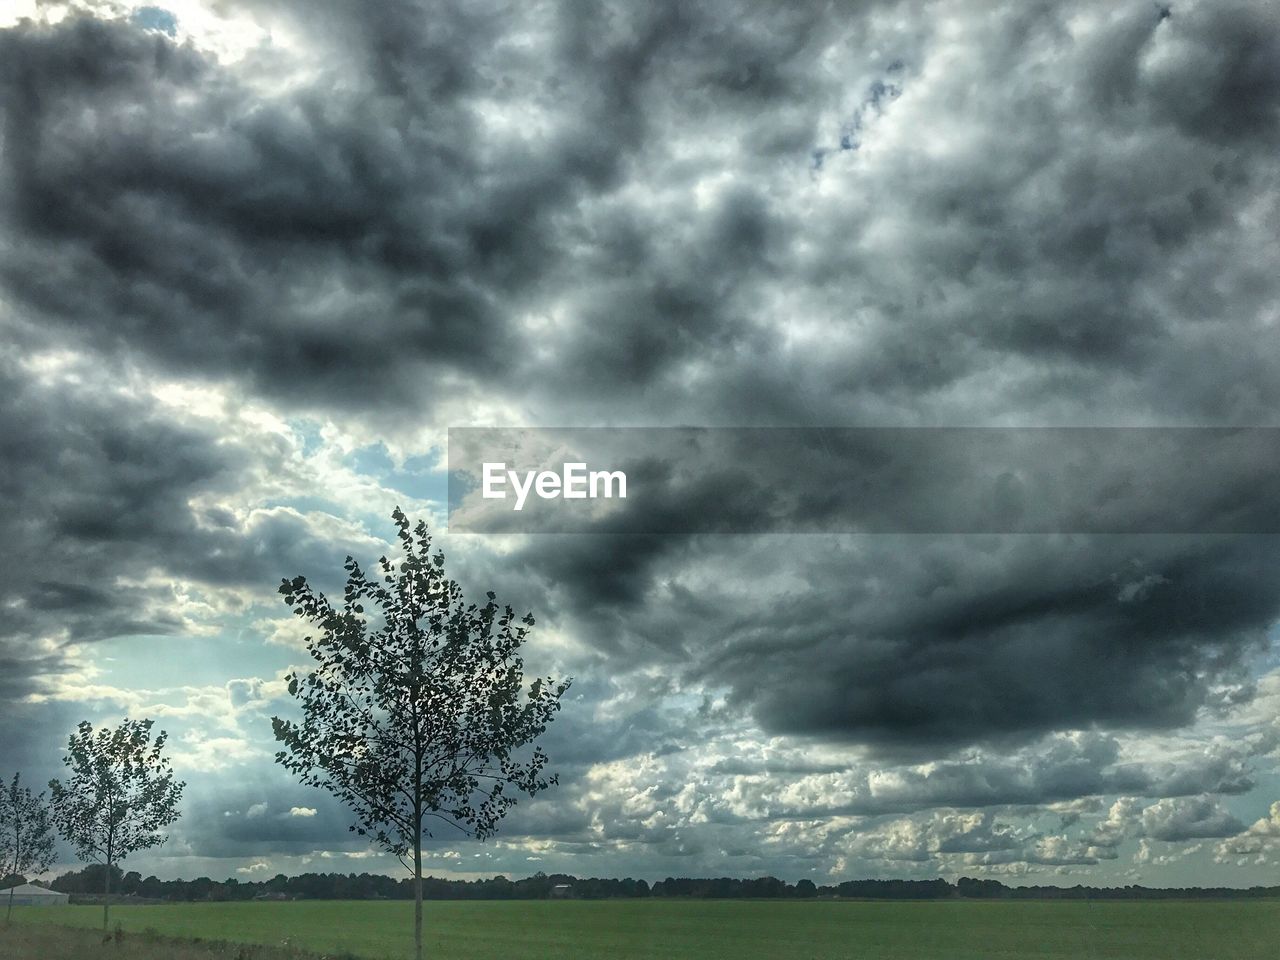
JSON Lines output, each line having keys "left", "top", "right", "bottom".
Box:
{"left": 48, "top": 719, "right": 185, "bottom": 930}
{"left": 0, "top": 772, "right": 57, "bottom": 922}
{"left": 273, "top": 508, "right": 570, "bottom": 960}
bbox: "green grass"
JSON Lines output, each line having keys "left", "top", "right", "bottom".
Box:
{"left": 7, "top": 898, "right": 1280, "bottom": 960}
{"left": 0, "top": 921, "right": 348, "bottom": 960}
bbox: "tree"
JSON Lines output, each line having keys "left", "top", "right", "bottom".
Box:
{"left": 0, "top": 772, "right": 57, "bottom": 922}
{"left": 48, "top": 719, "right": 185, "bottom": 930}
{"left": 272, "top": 508, "right": 570, "bottom": 960}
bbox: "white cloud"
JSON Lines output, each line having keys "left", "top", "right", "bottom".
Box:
{"left": 1215, "top": 801, "right": 1280, "bottom": 864}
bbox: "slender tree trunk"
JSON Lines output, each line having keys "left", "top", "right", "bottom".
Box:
{"left": 413, "top": 836, "right": 423, "bottom": 960}
{"left": 7, "top": 808, "right": 16, "bottom": 923}
{"left": 103, "top": 858, "right": 111, "bottom": 932}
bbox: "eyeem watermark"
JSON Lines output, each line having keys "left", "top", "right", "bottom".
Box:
{"left": 482, "top": 462, "right": 627, "bottom": 512}
{"left": 450, "top": 426, "right": 1280, "bottom": 533}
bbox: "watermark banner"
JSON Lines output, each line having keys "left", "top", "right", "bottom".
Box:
{"left": 447, "top": 427, "right": 1280, "bottom": 534}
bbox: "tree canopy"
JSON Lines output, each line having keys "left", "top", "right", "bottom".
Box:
{"left": 48, "top": 718, "right": 185, "bottom": 929}
{"left": 272, "top": 507, "right": 569, "bottom": 959}
{"left": 1, "top": 771, "right": 57, "bottom": 920}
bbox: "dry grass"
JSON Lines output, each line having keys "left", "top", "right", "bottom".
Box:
{"left": 0, "top": 921, "right": 367, "bottom": 960}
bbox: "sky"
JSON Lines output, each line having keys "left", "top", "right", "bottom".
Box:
{"left": 1, "top": 0, "right": 1279, "bottom": 888}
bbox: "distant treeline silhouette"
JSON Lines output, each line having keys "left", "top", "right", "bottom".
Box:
{"left": 27, "top": 865, "right": 1280, "bottom": 902}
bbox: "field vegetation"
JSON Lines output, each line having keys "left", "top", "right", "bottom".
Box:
{"left": 0, "top": 921, "right": 353, "bottom": 960}
{"left": 6, "top": 897, "right": 1280, "bottom": 960}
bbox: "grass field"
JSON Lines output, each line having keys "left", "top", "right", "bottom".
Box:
{"left": 0, "top": 922, "right": 339, "bottom": 960}
{"left": 7, "top": 898, "right": 1280, "bottom": 959}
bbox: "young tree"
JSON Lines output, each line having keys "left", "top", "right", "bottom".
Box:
{"left": 0, "top": 772, "right": 57, "bottom": 922}
{"left": 48, "top": 719, "right": 185, "bottom": 930}
{"left": 273, "top": 508, "right": 570, "bottom": 960}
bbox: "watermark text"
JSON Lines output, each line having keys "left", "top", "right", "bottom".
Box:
{"left": 481, "top": 462, "right": 627, "bottom": 511}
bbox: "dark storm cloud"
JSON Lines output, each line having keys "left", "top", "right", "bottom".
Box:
{"left": 474, "top": 1, "right": 1278, "bottom": 428}
{"left": 1141, "top": 1, "right": 1280, "bottom": 144}
{"left": 1, "top": 2, "right": 1276, "bottom": 423}
{"left": 451, "top": 427, "right": 1280, "bottom": 534}
{"left": 725, "top": 537, "right": 1275, "bottom": 748}
{"left": 529, "top": 673, "right": 686, "bottom": 768}
{"left": 2, "top": 2, "right": 799, "bottom": 413}
{"left": 3, "top": 0, "right": 1277, "bottom": 732}
{"left": 0, "top": 355, "right": 240, "bottom": 643}
{"left": 0, "top": 699, "right": 90, "bottom": 793}
{"left": 173, "top": 775, "right": 367, "bottom": 858}
{"left": 0, "top": 353, "right": 374, "bottom": 708}
{"left": 0, "top": 2, "right": 854, "bottom": 419}
{"left": 496, "top": 530, "right": 1276, "bottom": 752}
{"left": 0, "top": 12, "right": 510, "bottom": 410}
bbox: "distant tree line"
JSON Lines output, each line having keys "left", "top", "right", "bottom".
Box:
{"left": 40, "top": 865, "right": 1280, "bottom": 902}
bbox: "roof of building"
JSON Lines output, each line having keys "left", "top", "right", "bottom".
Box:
{"left": 1, "top": 883, "right": 67, "bottom": 896}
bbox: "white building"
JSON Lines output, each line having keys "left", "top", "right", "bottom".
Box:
{"left": 1, "top": 883, "right": 70, "bottom": 906}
